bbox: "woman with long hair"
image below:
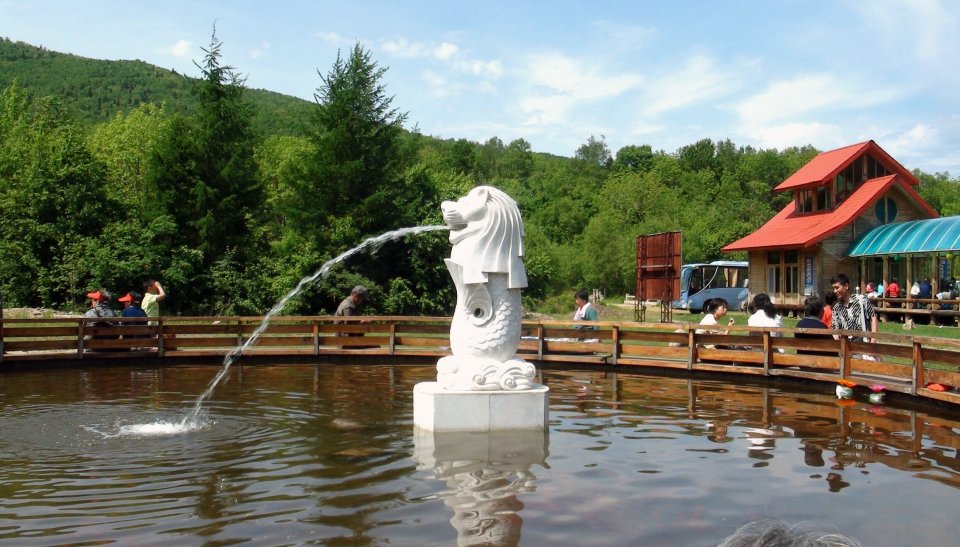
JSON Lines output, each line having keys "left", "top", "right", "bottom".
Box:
{"left": 747, "top": 293, "right": 782, "bottom": 333}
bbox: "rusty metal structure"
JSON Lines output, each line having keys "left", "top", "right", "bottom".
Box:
{"left": 635, "top": 231, "right": 682, "bottom": 322}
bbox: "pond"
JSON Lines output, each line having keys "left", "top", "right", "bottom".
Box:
{"left": 1, "top": 363, "right": 958, "bottom": 546}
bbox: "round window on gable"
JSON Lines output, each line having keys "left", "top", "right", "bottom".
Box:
{"left": 875, "top": 197, "right": 898, "bottom": 223}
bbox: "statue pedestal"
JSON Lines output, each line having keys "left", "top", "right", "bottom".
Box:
{"left": 413, "top": 382, "right": 549, "bottom": 431}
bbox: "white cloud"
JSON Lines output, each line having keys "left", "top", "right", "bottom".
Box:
{"left": 422, "top": 69, "right": 463, "bottom": 98}
{"left": 380, "top": 37, "right": 500, "bottom": 79}
{"left": 167, "top": 39, "right": 191, "bottom": 58}
{"left": 745, "top": 121, "right": 844, "bottom": 150}
{"left": 525, "top": 52, "right": 644, "bottom": 100}
{"left": 643, "top": 55, "right": 745, "bottom": 116}
{"left": 452, "top": 58, "right": 502, "bottom": 79}
{"left": 517, "top": 52, "right": 643, "bottom": 128}
{"left": 737, "top": 74, "right": 843, "bottom": 125}
{"left": 884, "top": 123, "right": 937, "bottom": 156}
{"left": 519, "top": 94, "right": 577, "bottom": 126}
{"left": 381, "top": 38, "right": 431, "bottom": 58}
{"left": 733, "top": 73, "right": 905, "bottom": 150}
{"left": 433, "top": 42, "right": 459, "bottom": 61}
{"left": 851, "top": 0, "right": 959, "bottom": 64}
{"left": 249, "top": 42, "right": 270, "bottom": 59}
{"left": 591, "top": 20, "right": 658, "bottom": 49}
{"left": 316, "top": 31, "right": 347, "bottom": 45}
{"left": 626, "top": 122, "right": 665, "bottom": 138}
{"left": 380, "top": 38, "right": 461, "bottom": 61}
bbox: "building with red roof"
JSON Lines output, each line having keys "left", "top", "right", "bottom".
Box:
{"left": 722, "top": 140, "right": 942, "bottom": 307}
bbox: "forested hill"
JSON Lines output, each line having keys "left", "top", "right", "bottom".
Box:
{"left": 0, "top": 38, "right": 312, "bottom": 136}
{"left": 2, "top": 36, "right": 957, "bottom": 316}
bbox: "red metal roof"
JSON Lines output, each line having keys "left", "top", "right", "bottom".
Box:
{"left": 774, "top": 140, "right": 920, "bottom": 191}
{"left": 723, "top": 174, "right": 937, "bottom": 252}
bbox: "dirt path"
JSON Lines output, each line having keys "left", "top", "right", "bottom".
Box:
{"left": 2, "top": 307, "right": 82, "bottom": 319}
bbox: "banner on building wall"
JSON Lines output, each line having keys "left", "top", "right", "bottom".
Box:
{"left": 804, "top": 255, "right": 815, "bottom": 295}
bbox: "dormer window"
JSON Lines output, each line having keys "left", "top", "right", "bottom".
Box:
{"left": 796, "top": 185, "right": 830, "bottom": 213}
{"left": 834, "top": 153, "right": 889, "bottom": 206}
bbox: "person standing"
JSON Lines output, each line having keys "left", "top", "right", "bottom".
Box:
{"left": 573, "top": 289, "right": 598, "bottom": 329}
{"left": 820, "top": 291, "right": 836, "bottom": 327}
{"left": 335, "top": 285, "right": 370, "bottom": 345}
{"left": 141, "top": 279, "right": 166, "bottom": 318}
{"left": 335, "top": 285, "right": 369, "bottom": 320}
{"left": 830, "top": 273, "right": 877, "bottom": 343}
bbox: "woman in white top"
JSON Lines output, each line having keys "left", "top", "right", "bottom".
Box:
{"left": 698, "top": 298, "right": 735, "bottom": 348}
{"left": 698, "top": 298, "right": 734, "bottom": 334}
{"left": 748, "top": 293, "right": 783, "bottom": 333}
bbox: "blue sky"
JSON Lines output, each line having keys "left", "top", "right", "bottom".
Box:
{"left": 3, "top": 0, "right": 958, "bottom": 174}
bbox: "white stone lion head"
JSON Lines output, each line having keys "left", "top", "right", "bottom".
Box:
{"left": 441, "top": 186, "right": 527, "bottom": 289}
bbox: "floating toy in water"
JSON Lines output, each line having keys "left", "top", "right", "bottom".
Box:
{"left": 835, "top": 385, "right": 854, "bottom": 399}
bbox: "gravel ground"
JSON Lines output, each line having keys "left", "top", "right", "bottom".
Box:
{"left": 2, "top": 307, "right": 82, "bottom": 319}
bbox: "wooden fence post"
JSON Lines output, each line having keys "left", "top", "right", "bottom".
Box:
{"left": 157, "top": 319, "right": 165, "bottom": 358}
{"left": 762, "top": 331, "right": 771, "bottom": 374}
{"left": 839, "top": 336, "right": 850, "bottom": 378}
{"left": 78, "top": 320, "right": 85, "bottom": 357}
{"left": 537, "top": 325, "right": 544, "bottom": 361}
{"left": 389, "top": 323, "right": 396, "bottom": 355}
{"left": 912, "top": 340, "right": 923, "bottom": 395}
{"left": 313, "top": 320, "right": 320, "bottom": 355}
{"left": 687, "top": 328, "right": 696, "bottom": 370}
{"left": 610, "top": 325, "right": 620, "bottom": 366}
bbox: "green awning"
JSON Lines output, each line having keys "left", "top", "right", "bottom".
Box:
{"left": 848, "top": 216, "right": 960, "bottom": 257}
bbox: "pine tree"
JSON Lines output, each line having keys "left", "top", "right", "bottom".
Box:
{"left": 303, "top": 43, "right": 408, "bottom": 244}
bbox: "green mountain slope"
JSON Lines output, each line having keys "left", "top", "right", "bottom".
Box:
{"left": 0, "top": 37, "right": 313, "bottom": 137}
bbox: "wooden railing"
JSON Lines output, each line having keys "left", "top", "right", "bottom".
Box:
{"left": 777, "top": 297, "right": 960, "bottom": 324}
{"left": 2, "top": 315, "right": 959, "bottom": 406}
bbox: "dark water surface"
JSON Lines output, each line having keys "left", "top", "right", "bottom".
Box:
{"left": 1, "top": 364, "right": 959, "bottom": 546}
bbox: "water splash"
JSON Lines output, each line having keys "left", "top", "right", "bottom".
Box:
{"left": 120, "top": 420, "right": 201, "bottom": 436}
{"left": 82, "top": 412, "right": 209, "bottom": 438}
{"left": 176, "top": 224, "right": 450, "bottom": 426}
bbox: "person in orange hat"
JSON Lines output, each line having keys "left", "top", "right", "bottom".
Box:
{"left": 118, "top": 292, "right": 146, "bottom": 319}
{"left": 83, "top": 289, "right": 116, "bottom": 348}
{"left": 118, "top": 292, "right": 148, "bottom": 342}
{"left": 84, "top": 289, "right": 115, "bottom": 321}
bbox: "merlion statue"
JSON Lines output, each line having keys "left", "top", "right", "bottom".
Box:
{"left": 438, "top": 186, "right": 536, "bottom": 391}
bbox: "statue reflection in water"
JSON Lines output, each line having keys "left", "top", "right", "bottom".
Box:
{"left": 414, "top": 428, "right": 548, "bottom": 546}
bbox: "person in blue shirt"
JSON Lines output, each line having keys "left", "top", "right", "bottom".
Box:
{"left": 119, "top": 292, "right": 147, "bottom": 318}
{"left": 118, "top": 292, "right": 148, "bottom": 340}
{"left": 918, "top": 279, "right": 933, "bottom": 300}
